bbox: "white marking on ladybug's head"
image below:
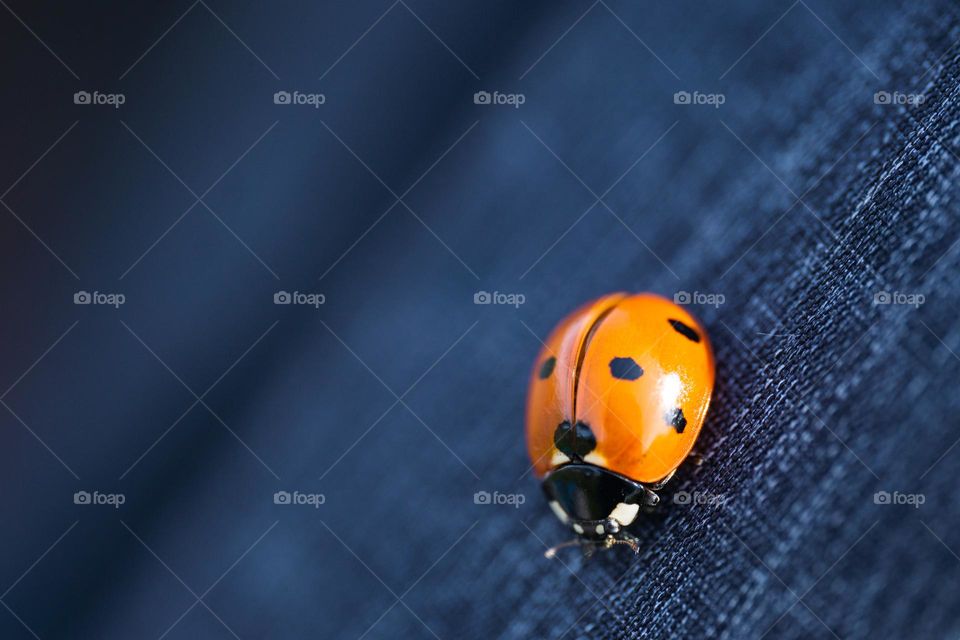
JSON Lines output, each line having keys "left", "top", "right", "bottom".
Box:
{"left": 572, "top": 523, "right": 584, "bottom": 535}
{"left": 609, "top": 502, "right": 640, "bottom": 526}
{"left": 595, "top": 524, "right": 605, "bottom": 535}
{"left": 550, "top": 450, "right": 570, "bottom": 467}
{"left": 582, "top": 451, "right": 607, "bottom": 467}
{"left": 548, "top": 500, "right": 569, "bottom": 524}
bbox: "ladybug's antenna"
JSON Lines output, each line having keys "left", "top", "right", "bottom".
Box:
{"left": 544, "top": 538, "right": 581, "bottom": 559}
{"left": 609, "top": 537, "right": 640, "bottom": 554}
{"left": 545, "top": 532, "right": 642, "bottom": 559}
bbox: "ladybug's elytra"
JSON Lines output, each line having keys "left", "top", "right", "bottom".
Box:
{"left": 526, "top": 293, "right": 715, "bottom": 555}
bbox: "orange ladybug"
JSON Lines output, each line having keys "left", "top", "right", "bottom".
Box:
{"left": 526, "top": 293, "right": 715, "bottom": 555}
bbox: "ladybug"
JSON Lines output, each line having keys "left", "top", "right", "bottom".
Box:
{"left": 526, "top": 293, "right": 715, "bottom": 556}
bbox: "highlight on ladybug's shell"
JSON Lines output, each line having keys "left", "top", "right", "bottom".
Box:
{"left": 525, "top": 292, "right": 715, "bottom": 557}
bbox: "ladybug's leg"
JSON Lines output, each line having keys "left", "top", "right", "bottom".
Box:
{"left": 628, "top": 480, "right": 667, "bottom": 514}
{"left": 633, "top": 469, "right": 676, "bottom": 511}
{"left": 609, "top": 531, "right": 641, "bottom": 554}
{"left": 630, "top": 484, "right": 660, "bottom": 509}
{"left": 686, "top": 448, "right": 704, "bottom": 466}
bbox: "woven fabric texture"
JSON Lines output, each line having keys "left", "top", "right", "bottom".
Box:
{"left": 1, "top": 1, "right": 958, "bottom": 639}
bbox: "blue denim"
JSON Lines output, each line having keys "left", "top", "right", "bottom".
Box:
{"left": 0, "top": 0, "right": 955, "bottom": 638}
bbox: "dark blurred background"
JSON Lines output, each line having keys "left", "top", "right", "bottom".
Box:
{"left": 2, "top": 1, "right": 959, "bottom": 638}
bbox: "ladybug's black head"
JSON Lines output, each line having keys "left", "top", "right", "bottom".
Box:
{"left": 553, "top": 420, "right": 597, "bottom": 461}
{"left": 541, "top": 463, "right": 648, "bottom": 552}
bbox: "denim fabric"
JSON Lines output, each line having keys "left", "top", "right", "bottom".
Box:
{"left": 0, "top": 0, "right": 957, "bottom": 638}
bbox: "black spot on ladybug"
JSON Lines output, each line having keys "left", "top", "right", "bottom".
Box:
{"left": 554, "top": 420, "right": 597, "bottom": 460}
{"left": 668, "top": 319, "right": 701, "bottom": 343}
{"left": 609, "top": 357, "right": 643, "bottom": 380}
{"left": 665, "top": 408, "right": 687, "bottom": 433}
{"left": 539, "top": 356, "right": 556, "bottom": 379}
